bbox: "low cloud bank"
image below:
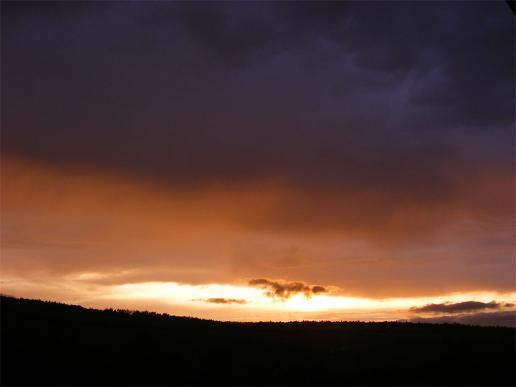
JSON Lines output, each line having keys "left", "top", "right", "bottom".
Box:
{"left": 410, "top": 301, "right": 506, "bottom": 314}
{"left": 406, "top": 311, "right": 516, "bottom": 328}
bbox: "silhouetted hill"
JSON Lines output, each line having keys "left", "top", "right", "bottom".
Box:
{"left": 1, "top": 296, "right": 515, "bottom": 386}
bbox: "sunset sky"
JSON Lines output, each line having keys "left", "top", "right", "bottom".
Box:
{"left": 1, "top": 1, "right": 515, "bottom": 323}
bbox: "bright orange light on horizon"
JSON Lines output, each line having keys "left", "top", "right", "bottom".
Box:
{"left": 2, "top": 274, "right": 515, "bottom": 322}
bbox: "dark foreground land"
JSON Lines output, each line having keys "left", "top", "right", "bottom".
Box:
{"left": 1, "top": 296, "right": 515, "bottom": 386}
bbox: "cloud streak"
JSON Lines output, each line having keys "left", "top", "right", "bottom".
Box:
{"left": 203, "top": 298, "right": 247, "bottom": 305}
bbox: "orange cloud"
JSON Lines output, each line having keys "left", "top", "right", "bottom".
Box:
{"left": 1, "top": 155, "right": 514, "bottom": 300}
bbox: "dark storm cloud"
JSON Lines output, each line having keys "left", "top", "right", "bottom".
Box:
{"left": 177, "top": 0, "right": 514, "bottom": 128}
{"left": 2, "top": 1, "right": 513, "bottom": 177}
{"left": 1, "top": 1, "right": 513, "bottom": 243}
{"left": 409, "top": 301, "right": 504, "bottom": 314}
{"left": 249, "top": 279, "right": 327, "bottom": 300}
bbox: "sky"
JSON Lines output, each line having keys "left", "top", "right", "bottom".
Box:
{"left": 1, "top": 1, "right": 515, "bottom": 325}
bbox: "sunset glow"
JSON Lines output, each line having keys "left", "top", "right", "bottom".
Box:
{"left": 1, "top": 0, "right": 514, "bottom": 326}
{"left": 2, "top": 271, "right": 515, "bottom": 322}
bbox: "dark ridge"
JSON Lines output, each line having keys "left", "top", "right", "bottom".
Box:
{"left": 1, "top": 295, "right": 515, "bottom": 386}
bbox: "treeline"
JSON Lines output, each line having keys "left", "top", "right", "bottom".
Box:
{"left": 1, "top": 296, "right": 515, "bottom": 386}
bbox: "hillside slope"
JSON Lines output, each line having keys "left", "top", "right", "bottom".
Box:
{"left": 1, "top": 296, "right": 515, "bottom": 386}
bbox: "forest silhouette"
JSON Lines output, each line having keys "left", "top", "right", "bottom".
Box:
{"left": 1, "top": 295, "right": 515, "bottom": 386}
